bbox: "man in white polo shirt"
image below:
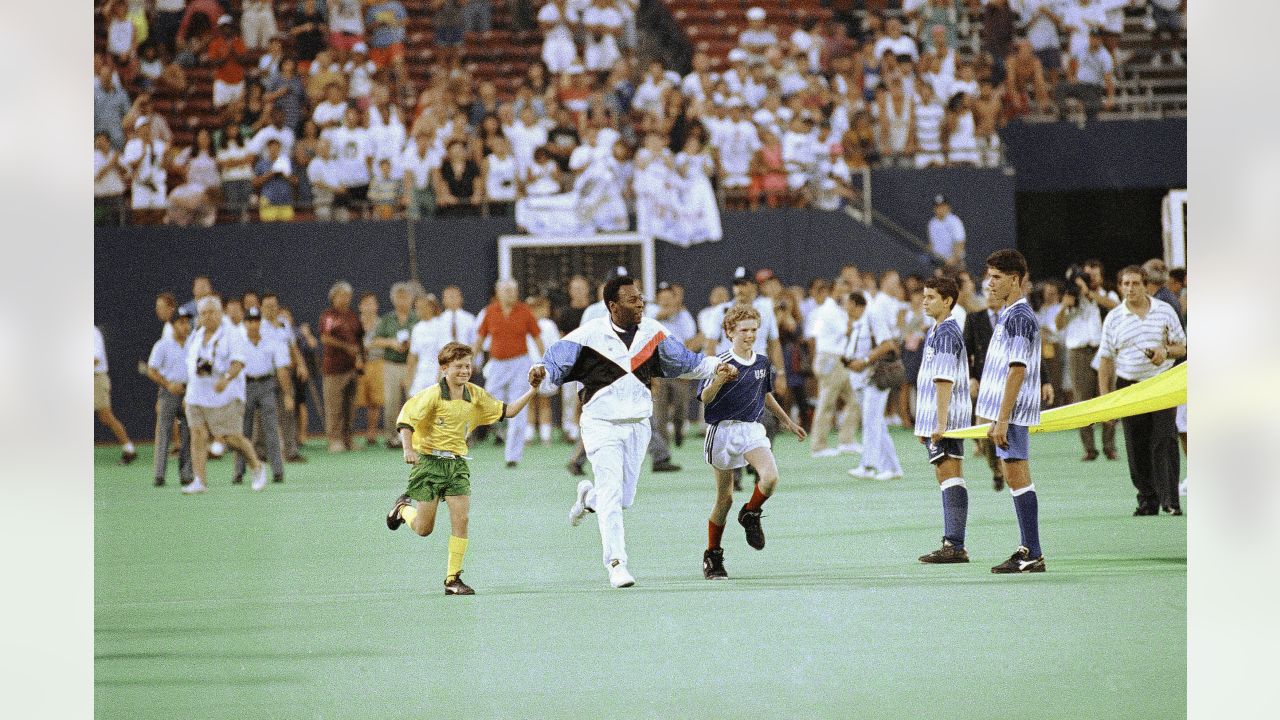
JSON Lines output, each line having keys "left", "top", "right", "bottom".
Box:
{"left": 1098, "top": 265, "right": 1187, "bottom": 517}
{"left": 807, "top": 278, "right": 861, "bottom": 457}
{"left": 184, "top": 296, "right": 267, "bottom": 494}
{"left": 233, "top": 307, "right": 293, "bottom": 488}
{"left": 927, "top": 194, "right": 966, "bottom": 268}
{"left": 146, "top": 306, "right": 194, "bottom": 487}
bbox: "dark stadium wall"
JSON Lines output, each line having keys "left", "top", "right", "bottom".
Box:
{"left": 999, "top": 119, "right": 1187, "bottom": 193}
{"left": 94, "top": 170, "right": 1018, "bottom": 440}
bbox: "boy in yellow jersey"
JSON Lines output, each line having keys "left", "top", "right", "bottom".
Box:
{"left": 385, "top": 341, "right": 545, "bottom": 595}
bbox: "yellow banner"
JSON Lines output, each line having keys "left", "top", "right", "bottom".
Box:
{"left": 943, "top": 363, "right": 1187, "bottom": 439}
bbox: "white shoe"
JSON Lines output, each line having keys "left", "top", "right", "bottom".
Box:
{"left": 209, "top": 440, "right": 226, "bottom": 458}
{"left": 569, "top": 480, "right": 593, "bottom": 526}
{"left": 848, "top": 466, "right": 876, "bottom": 479}
{"left": 811, "top": 448, "right": 841, "bottom": 458}
{"left": 874, "top": 470, "right": 903, "bottom": 481}
{"left": 1178, "top": 478, "right": 1188, "bottom": 497}
{"left": 837, "top": 443, "right": 863, "bottom": 455}
{"left": 608, "top": 560, "right": 635, "bottom": 588}
{"left": 251, "top": 465, "right": 268, "bottom": 491}
{"left": 182, "top": 478, "right": 207, "bottom": 494}
{"left": 563, "top": 423, "right": 579, "bottom": 441}
{"left": 887, "top": 415, "right": 903, "bottom": 427}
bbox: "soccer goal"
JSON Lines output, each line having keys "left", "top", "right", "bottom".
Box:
{"left": 497, "top": 233, "right": 658, "bottom": 301}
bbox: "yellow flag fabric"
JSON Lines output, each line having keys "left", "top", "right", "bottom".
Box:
{"left": 943, "top": 363, "right": 1187, "bottom": 439}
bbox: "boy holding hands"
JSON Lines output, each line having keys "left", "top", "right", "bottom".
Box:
{"left": 386, "top": 341, "right": 544, "bottom": 594}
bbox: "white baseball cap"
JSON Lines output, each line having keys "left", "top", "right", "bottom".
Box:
{"left": 352, "top": 42, "right": 368, "bottom": 54}
{"left": 746, "top": 7, "right": 766, "bottom": 21}
{"left": 727, "top": 48, "right": 749, "bottom": 63}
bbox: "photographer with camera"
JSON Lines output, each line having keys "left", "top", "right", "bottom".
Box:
{"left": 182, "top": 296, "right": 267, "bottom": 494}
{"left": 1054, "top": 259, "right": 1119, "bottom": 461}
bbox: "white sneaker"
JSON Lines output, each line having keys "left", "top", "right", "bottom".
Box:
{"left": 182, "top": 478, "right": 207, "bottom": 494}
{"left": 209, "top": 440, "right": 226, "bottom": 458}
{"left": 563, "top": 423, "right": 579, "bottom": 441}
{"left": 251, "top": 465, "right": 268, "bottom": 491}
{"left": 848, "top": 466, "right": 876, "bottom": 479}
{"left": 837, "top": 443, "right": 863, "bottom": 455}
{"left": 874, "top": 470, "right": 903, "bottom": 481}
{"left": 887, "top": 415, "right": 903, "bottom": 427}
{"left": 811, "top": 448, "right": 841, "bottom": 458}
{"left": 608, "top": 560, "right": 635, "bottom": 588}
{"left": 1178, "top": 477, "right": 1188, "bottom": 497}
{"left": 569, "top": 480, "right": 593, "bottom": 526}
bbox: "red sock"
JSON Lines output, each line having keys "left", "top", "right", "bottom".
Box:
{"left": 708, "top": 520, "right": 725, "bottom": 550}
{"left": 746, "top": 483, "right": 769, "bottom": 510}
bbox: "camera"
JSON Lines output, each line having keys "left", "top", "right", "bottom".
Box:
{"left": 1063, "top": 264, "right": 1089, "bottom": 301}
{"left": 196, "top": 358, "right": 214, "bottom": 376}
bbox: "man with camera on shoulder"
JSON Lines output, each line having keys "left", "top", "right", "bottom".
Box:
{"left": 1055, "top": 259, "right": 1119, "bottom": 461}
{"left": 183, "top": 296, "right": 268, "bottom": 493}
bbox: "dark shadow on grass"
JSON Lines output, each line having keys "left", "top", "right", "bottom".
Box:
{"left": 96, "top": 649, "right": 385, "bottom": 661}
{"left": 96, "top": 674, "right": 305, "bottom": 687}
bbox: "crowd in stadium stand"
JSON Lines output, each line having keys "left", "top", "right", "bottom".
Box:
{"left": 94, "top": 1, "right": 1185, "bottom": 227}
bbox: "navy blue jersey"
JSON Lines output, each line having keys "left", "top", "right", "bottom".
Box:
{"left": 701, "top": 351, "right": 776, "bottom": 425}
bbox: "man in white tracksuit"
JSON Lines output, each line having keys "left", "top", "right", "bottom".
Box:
{"left": 532, "top": 274, "right": 734, "bottom": 588}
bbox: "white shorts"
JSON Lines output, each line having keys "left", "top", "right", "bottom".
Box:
{"left": 704, "top": 420, "right": 770, "bottom": 471}
{"left": 1175, "top": 403, "right": 1187, "bottom": 433}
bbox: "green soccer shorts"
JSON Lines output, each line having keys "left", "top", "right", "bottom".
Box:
{"left": 404, "top": 455, "right": 471, "bottom": 502}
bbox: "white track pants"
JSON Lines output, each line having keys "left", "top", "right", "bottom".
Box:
{"left": 860, "top": 385, "right": 902, "bottom": 475}
{"left": 484, "top": 356, "right": 532, "bottom": 463}
{"left": 581, "top": 416, "right": 650, "bottom": 569}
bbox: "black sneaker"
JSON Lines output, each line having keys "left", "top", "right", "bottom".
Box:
{"left": 1161, "top": 503, "right": 1183, "bottom": 516}
{"left": 702, "top": 548, "right": 728, "bottom": 579}
{"left": 444, "top": 571, "right": 475, "bottom": 595}
{"left": 1133, "top": 504, "right": 1159, "bottom": 516}
{"left": 738, "top": 506, "right": 765, "bottom": 550}
{"left": 652, "top": 459, "right": 682, "bottom": 472}
{"left": 153, "top": 477, "right": 165, "bottom": 487}
{"left": 566, "top": 461, "right": 585, "bottom": 477}
{"left": 273, "top": 475, "right": 284, "bottom": 484}
{"left": 286, "top": 454, "right": 308, "bottom": 464}
{"left": 231, "top": 476, "right": 244, "bottom": 485}
{"left": 919, "top": 542, "right": 970, "bottom": 564}
{"left": 505, "top": 460, "right": 518, "bottom": 468}
{"left": 120, "top": 450, "right": 137, "bottom": 466}
{"left": 991, "top": 546, "right": 1046, "bottom": 574}
{"left": 993, "top": 475, "right": 1005, "bottom": 492}
{"left": 386, "top": 494, "right": 412, "bottom": 531}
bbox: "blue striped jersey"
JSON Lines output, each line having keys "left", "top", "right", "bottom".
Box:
{"left": 914, "top": 317, "right": 971, "bottom": 436}
{"left": 701, "top": 351, "right": 776, "bottom": 425}
{"left": 975, "top": 298, "right": 1042, "bottom": 427}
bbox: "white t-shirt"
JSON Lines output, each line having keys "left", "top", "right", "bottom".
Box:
{"left": 307, "top": 155, "right": 343, "bottom": 192}
{"left": 95, "top": 149, "right": 127, "bottom": 197}
{"left": 927, "top": 213, "right": 966, "bottom": 258}
{"left": 185, "top": 325, "right": 248, "bottom": 407}
{"left": 108, "top": 19, "right": 135, "bottom": 57}
{"left": 313, "top": 100, "right": 348, "bottom": 128}
{"left": 400, "top": 145, "right": 442, "bottom": 190}
{"left": 873, "top": 34, "right": 919, "bottom": 61}
{"left": 250, "top": 125, "right": 296, "bottom": 156}
{"left": 217, "top": 142, "right": 255, "bottom": 182}
{"left": 94, "top": 326, "right": 109, "bottom": 374}
{"left": 327, "top": 126, "right": 373, "bottom": 186}
{"left": 408, "top": 317, "right": 449, "bottom": 394}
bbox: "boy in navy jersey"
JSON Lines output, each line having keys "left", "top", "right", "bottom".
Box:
{"left": 913, "top": 277, "right": 973, "bottom": 564}
{"left": 698, "top": 306, "right": 807, "bottom": 579}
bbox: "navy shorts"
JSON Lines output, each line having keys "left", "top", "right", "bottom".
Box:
{"left": 995, "top": 423, "right": 1030, "bottom": 462}
{"left": 1033, "top": 46, "right": 1062, "bottom": 74}
{"left": 923, "top": 437, "right": 965, "bottom": 465}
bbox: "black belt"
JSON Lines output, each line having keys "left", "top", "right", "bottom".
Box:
{"left": 246, "top": 374, "right": 274, "bottom": 382}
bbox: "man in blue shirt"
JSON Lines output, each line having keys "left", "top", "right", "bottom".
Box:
{"left": 698, "top": 305, "right": 807, "bottom": 579}
{"left": 976, "top": 249, "right": 1045, "bottom": 573}
{"left": 253, "top": 138, "right": 297, "bottom": 222}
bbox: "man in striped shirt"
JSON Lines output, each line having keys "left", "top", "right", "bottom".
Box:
{"left": 1098, "top": 265, "right": 1187, "bottom": 516}
{"left": 914, "top": 277, "right": 974, "bottom": 564}
{"left": 975, "top": 249, "right": 1045, "bottom": 573}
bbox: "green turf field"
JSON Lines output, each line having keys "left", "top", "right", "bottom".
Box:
{"left": 95, "top": 426, "right": 1186, "bottom": 719}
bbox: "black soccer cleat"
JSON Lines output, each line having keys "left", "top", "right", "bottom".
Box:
{"left": 119, "top": 450, "right": 137, "bottom": 466}
{"left": 386, "top": 494, "right": 412, "bottom": 531}
{"left": 1161, "top": 503, "right": 1183, "bottom": 516}
{"left": 919, "top": 542, "right": 970, "bottom": 564}
{"left": 702, "top": 548, "right": 728, "bottom": 579}
{"left": 1133, "top": 504, "right": 1158, "bottom": 516}
{"left": 738, "top": 506, "right": 766, "bottom": 550}
{"left": 444, "top": 571, "right": 475, "bottom": 595}
{"left": 991, "top": 546, "right": 1046, "bottom": 574}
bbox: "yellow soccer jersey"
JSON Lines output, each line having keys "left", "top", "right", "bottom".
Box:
{"left": 396, "top": 380, "right": 506, "bottom": 457}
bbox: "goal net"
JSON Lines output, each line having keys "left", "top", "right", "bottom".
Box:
{"left": 497, "top": 233, "right": 658, "bottom": 301}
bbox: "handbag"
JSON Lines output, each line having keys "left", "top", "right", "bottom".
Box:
{"left": 869, "top": 342, "right": 906, "bottom": 390}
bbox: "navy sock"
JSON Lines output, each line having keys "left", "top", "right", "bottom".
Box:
{"left": 940, "top": 479, "right": 968, "bottom": 548}
{"left": 1011, "top": 485, "right": 1041, "bottom": 557}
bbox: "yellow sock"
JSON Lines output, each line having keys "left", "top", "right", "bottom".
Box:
{"left": 447, "top": 535, "right": 468, "bottom": 580}
{"left": 400, "top": 505, "right": 417, "bottom": 525}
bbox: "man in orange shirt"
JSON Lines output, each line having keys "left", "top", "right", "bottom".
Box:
{"left": 474, "top": 279, "right": 544, "bottom": 468}
{"left": 208, "top": 16, "right": 249, "bottom": 108}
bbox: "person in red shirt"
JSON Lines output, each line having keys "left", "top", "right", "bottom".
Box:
{"left": 474, "top": 279, "right": 544, "bottom": 467}
{"left": 207, "top": 16, "right": 250, "bottom": 108}
{"left": 320, "top": 280, "right": 366, "bottom": 452}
